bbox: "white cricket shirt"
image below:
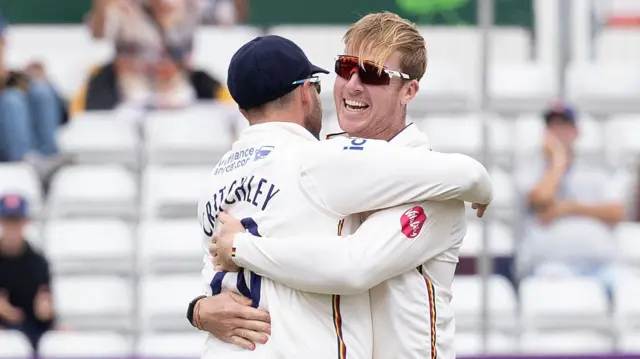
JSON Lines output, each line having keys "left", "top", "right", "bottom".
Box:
{"left": 198, "top": 122, "right": 492, "bottom": 359}
{"left": 228, "top": 124, "right": 493, "bottom": 359}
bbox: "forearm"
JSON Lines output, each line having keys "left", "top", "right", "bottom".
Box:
{"left": 528, "top": 163, "right": 565, "bottom": 208}
{"left": 232, "top": 234, "right": 366, "bottom": 295}
{"left": 569, "top": 202, "right": 625, "bottom": 224}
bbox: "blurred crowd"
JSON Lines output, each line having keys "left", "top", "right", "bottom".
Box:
{"left": 0, "top": 0, "right": 640, "bottom": 354}
{"left": 0, "top": 0, "right": 246, "bottom": 352}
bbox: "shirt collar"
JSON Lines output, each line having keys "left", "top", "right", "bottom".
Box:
{"left": 239, "top": 122, "right": 320, "bottom": 143}
{"left": 325, "top": 122, "right": 431, "bottom": 148}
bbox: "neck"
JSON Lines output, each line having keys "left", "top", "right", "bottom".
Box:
{"left": 249, "top": 109, "right": 303, "bottom": 128}
{"left": 0, "top": 238, "right": 25, "bottom": 257}
{"left": 350, "top": 117, "right": 406, "bottom": 141}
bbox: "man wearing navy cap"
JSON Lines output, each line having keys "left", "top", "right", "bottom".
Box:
{"left": 0, "top": 194, "right": 55, "bottom": 352}
{"left": 226, "top": 35, "right": 327, "bottom": 139}
{"left": 189, "top": 34, "right": 492, "bottom": 358}
{"left": 517, "top": 103, "right": 626, "bottom": 293}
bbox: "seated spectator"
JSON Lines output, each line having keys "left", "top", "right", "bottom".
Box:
{"left": 0, "top": 194, "right": 55, "bottom": 352}
{"left": 200, "top": 0, "right": 248, "bottom": 25}
{"left": 0, "top": 13, "right": 70, "bottom": 178}
{"left": 516, "top": 103, "right": 627, "bottom": 292}
{"left": 72, "top": 0, "right": 233, "bottom": 114}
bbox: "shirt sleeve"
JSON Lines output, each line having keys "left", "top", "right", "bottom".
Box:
{"left": 232, "top": 202, "right": 455, "bottom": 295}
{"left": 297, "top": 138, "right": 493, "bottom": 218}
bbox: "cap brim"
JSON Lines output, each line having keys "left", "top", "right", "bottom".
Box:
{"left": 310, "top": 64, "right": 330, "bottom": 75}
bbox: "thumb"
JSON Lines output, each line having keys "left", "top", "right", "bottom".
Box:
{"left": 471, "top": 203, "right": 478, "bottom": 209}
{"left": 229, "top": 292, "right": 252, "bottom": 306}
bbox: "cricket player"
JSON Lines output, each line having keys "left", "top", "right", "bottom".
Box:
{"left": 209, "top": 13, "right": 479, "bottom": 359}
{"left": 194, "top": 34, "right": 492, "bottom": 359}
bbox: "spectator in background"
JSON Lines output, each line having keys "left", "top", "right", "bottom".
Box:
{"left": 200, "top": 0, "right": 248, "bottom": 25}
{"left": 516, "top": 103, "right": 627, "bottom": 293}
{"left": 0, "top": 12, "right": 69, "bottom": 178}
{"left": 0, "top": 194, "right": 55, "bottom": 352}
{"left": 72, "top": 0, "right": 234, "bottom": 114}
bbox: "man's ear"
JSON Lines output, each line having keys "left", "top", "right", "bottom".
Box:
{"left": 401, "top": 79, "right": 419, "bottom": 106}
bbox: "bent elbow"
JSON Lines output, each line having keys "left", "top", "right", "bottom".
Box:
{"left": 458, "top": 156, "right": 493, "bottom": 204}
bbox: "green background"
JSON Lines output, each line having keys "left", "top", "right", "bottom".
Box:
{"left": 1, "top": 0, "right": 532, "bottom": 27}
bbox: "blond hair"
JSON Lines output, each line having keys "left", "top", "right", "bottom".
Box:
{"left": 343, "top": 12, "right": 427, "bottom": 81}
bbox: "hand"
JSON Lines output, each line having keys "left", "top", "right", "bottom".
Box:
{"left": 0, "top": 290, "right": 24, "bottom": 324}
{"left": 537, "top": 201, "right": 574, "bottom": 225}
{"left": 195, "top": 293, "right": 271, "bottom": 350}
{"left": 471, "top": 203, "right": 488, "bottom": 218}
{"left": 211, "top": 212, "right": 245, "bottom": 272}
{"left": 34, "top": 286, "right": 54, "bottom": 321}
{"left": 542, "top": 132, "right": 568, "bottom": 169}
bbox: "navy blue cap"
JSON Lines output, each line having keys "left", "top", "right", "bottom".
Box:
{"left": 0, "top": 194, "right": 28, "bottom": 218}
{"left": 227, "top": 35, "right": 329, "bottom": 110}
{"left": 544, "top": 102, "right": 576, "bottom": 124}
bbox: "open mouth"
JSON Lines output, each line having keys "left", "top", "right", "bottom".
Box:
{"left": 343, "top": 99, "right": 370, "bottom": 113}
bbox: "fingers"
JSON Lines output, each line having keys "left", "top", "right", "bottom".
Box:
{"left": 238, "top": 305, "right": 271, "bottom": 323}
{"left": 228, "top": 292, "right": 253, "bottom": 306}
{"left": 232, "top": 328, "right": 269, "bottom": 345}
{"left": 471, "top": 203, "right": 478, "bottom": 209}
{"left": 228, "top": 335, "right": 256, "bottom": 351}
{"left": 241, "top": 319, "right": 271, "bottom": 335}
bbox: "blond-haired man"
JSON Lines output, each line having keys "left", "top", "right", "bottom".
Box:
{"left": 195, "top": 12, "right": 490, "bottom": 359}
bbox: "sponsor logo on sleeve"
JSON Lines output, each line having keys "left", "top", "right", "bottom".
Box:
{"left": 400, "top": 206, "right": 427, "bottom": 239}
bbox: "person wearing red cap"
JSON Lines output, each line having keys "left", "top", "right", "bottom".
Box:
{"left": 0, "top": 194, "right": 55, "bottom": 352}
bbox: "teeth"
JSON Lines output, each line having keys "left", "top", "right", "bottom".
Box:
{"left": 343, "top": 99, "right": 369, "bottom": 112}
{"left": 345, "top": 100, "right": 368, "bottom": 107}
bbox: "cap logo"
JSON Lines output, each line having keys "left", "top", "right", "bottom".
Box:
{"left": 3, "top": 195, "right": 21, "bottom": 209}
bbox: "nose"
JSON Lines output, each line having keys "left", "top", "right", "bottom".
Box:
{"left": 344, "top": 70, "right": 364, "bottom": 94}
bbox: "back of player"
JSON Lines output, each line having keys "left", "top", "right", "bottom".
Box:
{"left": 198, "top": 123, "right": 371, "bottom": 359}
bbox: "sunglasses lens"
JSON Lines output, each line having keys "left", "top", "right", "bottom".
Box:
{"left": 314, "top": 82, "right": 321, "bottom": 94}
{"left": 335, "top": 56, "right": 390, "bottom": 86}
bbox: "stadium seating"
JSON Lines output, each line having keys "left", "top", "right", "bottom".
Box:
{"left": 451, "top": 275, "right": 518, "bottom": 331}
{"left": 605, "top": 114, "right": 640, "bottom": 166}
{"left": 52, "top": 276, "right": 135, "bottom": 332}
{"left": 520, "top": 331, "right": 614, "bottom": 354}
{"left": 454, "top": 331, "right": 518, "bottom": 355}
{"left": 1, "top": 22, "right": 640, "bottom": 356}
{"left": 43, "top": 219, "right": 134, "bottom": 275}
{"left": 0, "top": 330, "right": 32, "bottom": 358}
{"left": 137, "top": 219, "right": 203, "bottom": 274}
{"left": 38, "top": 331, "right": 132, "bottom": 358}
{"left": 138, "top": 274, "right": 203, "bottom": 332}
{"left": 141, "top": 166, "right": 212, "bottom": 219}
{"left": 136, "top": 332, "right": 208, "bottom": 358}
{"left": 619, "top": 332, "right": 640, "bottom": 354}
{"left": 616, "top": 222, "right": 640, "bottom": 266}
{"left": 460, "top": 221, "right": 515, "bottom": 258}
{"left": 613, "top": 275, "right": 640, "bottom": 331}
{"left": 192, "top": 26, "right": 262, "bottom": 83}
{"left": 565, "top": 62, "right": 640, "bottom": 114}
{"left": 144, "top": 105, "right": 236, "bottom": 166}
{"left": 47, "top": 165, "right": 137, "bottom": 219}
{"left": 58, "top": 113, "right": 141, "bottom": 168}
{"left": 520, "top": 277, "right": 610, "bottom": 331}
